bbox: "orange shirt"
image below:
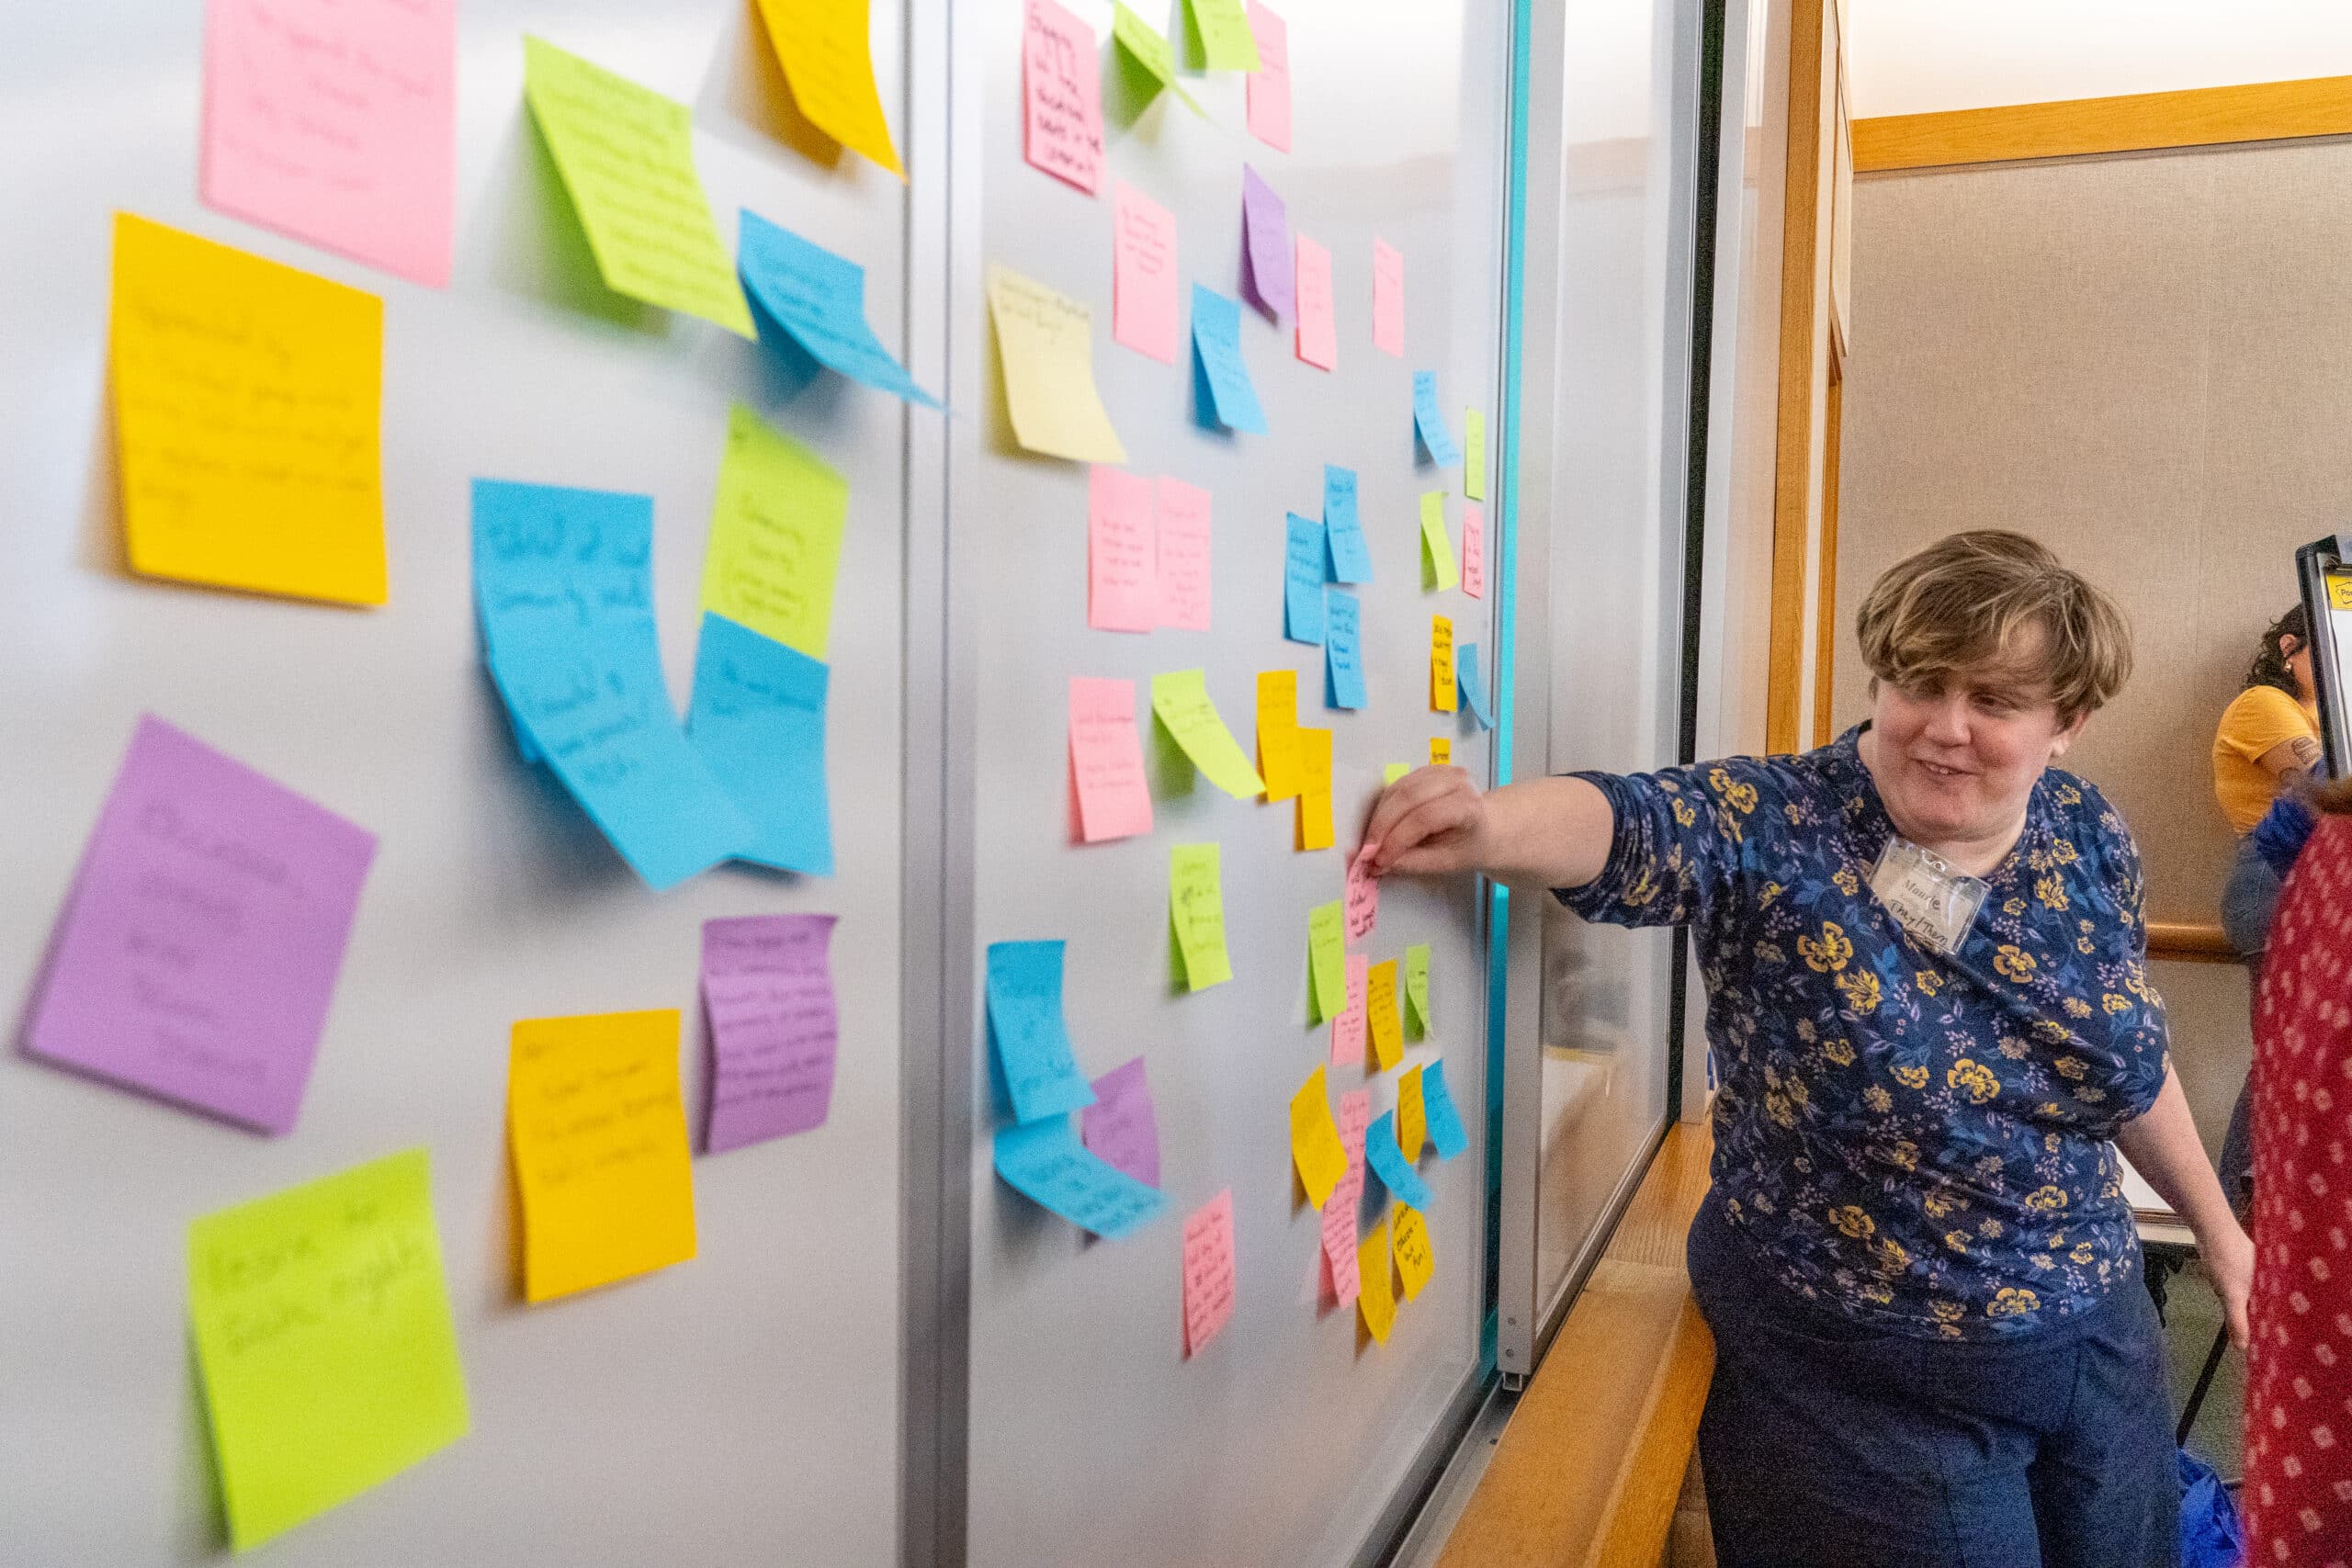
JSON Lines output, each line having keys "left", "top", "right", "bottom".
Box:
{"left": 2212, "top": 685, "right": 2318, "bottom": 835}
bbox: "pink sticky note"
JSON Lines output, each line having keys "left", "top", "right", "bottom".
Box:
{"left": 1319, "top": 1089, "right": 1370, "bottom": 1304}
{"left": 1023, "top": 0, "right": 1104, "bottom": 194}
{"left": 1240, "top": 165, "right": 1295, "bottom": 322}
{"left": 1372, "top": 237, "right": 1405, "bottom": 358}
{"left": 1295, "top": 232, "right": 1336, "bottom": 369}
{"left": 1184, "top": 1189, "right": 1238, "bottom": 1357}
{"left": 24, "top": 716, "right": 378, "bottom": 1134}
{"left": 1069, "top": 677, "right": 1154, "bottom": 841}
{"left": 1245, "top": 3, "right": 1292, "bottom": 152}
{"left": 1155, "top": 477, "right": 1212, "bottom": 632}
{"left": 1344, "top": 848, "right": 1379, "bottom": 941}
{"left": 1088, "top": 467, "right": 1158, "bottom": 632}
{"left": 702, "top": 913, "right": 841, "bottom": 1153}
{"left": 1082, "top": 1055, "right": 1160, "bottom": 1187}
{"left": 1463, "top": 502, "right": 1487, "bottom": 599}
{"left": 199, "top": 0, "right": 458, "bottom": 288}
{"left": 1329, "top": 952, "right": 1369, "bottom": 1066}
{"left": 1113, "top": 183, "right": 1181, "bottom": 365}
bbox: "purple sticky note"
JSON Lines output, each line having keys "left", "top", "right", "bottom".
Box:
{"left": 702, "top": 913, "right": 842, "bottom": 1153}
{"left": 1239, "top": 165, "right": 1295, "bottom": 323}
{"left": 1080, "top": 1055, "right": 1160, "bottom": 1188}
{"left": 23, "top": 716, "right": 378, "bottom": 1134}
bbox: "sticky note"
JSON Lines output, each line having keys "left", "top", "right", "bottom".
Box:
{"left": 108, "top": 213, "right": 385, "bottom": 605}
{"left": 752, "top": 0, "right": 904, "bottom": 175}
{"left": 1324, "top": 590, "right": 1366, "bottom": 710}
{"left": 1463, "top": 502, "right": 1487, "bottom": 599}
{"left": 1431, "top": 615, "right": 1457, "bottom": 711}
{"left": 1320, "top": 1089, "right": 1371, "bottom": 1303}
{"left": 189, "top": 1149, "right": 467, "bottom": 1551}
{"left": 1245, "top": 2, "right": 1292, "bottom": 152}
{"left": 1297, "top": 727, "right": 1335, "bottom": 851}
{"left": 1284, "top": 513, "right": 1329, "bottom": 645}
{"left": 1192, "top": 284, "right": 1269, "bottom": 434}
{"left": 1182, "top": 1189, "right": 1238, "bottom": 1357}
{"left": 1385, "top": 762, "right": 1409, "bottom": 784}
{"left": 1366, "top": 959, "right": 1403, "bottom": 1069}
{"left": 1412, "top": 371, "right": 1463, "bottom": 464}
{"left": 1398, "top": 1065, "right": 1428, "bottom": 1160}
{"left": 1423, "top": 1058, "right": 1471, "bottom": 1159}
{"left": 26, "top": 716, "right": 375, "bottom": 1134}
{"left": 508, "top": 1010, "right": 697, "bottom": 1303}
{"left": 1157, "top": 477, "right": 1214, "bottom": 632}
{"left": 988, "top": 264, "right": 1127, "bottom": 462}
{"left": 1420, "top": 491, "right": 1460, "bottom": 592}
{"left": 1324, "top": 464, "right": 1373, "bottom": 583}
{"left": 1170, "top": 843, "right": 1234, "bottom": 991}
{"left": 200, "top": 0, "right": 456, "bottom": 288}
{"left": 1088, "top": 467, "right": 1159, "bottom": 632}
{"left": 1113, "top": 183, "right": 1181, "bottom": 364}
{"left": 1345, "top": 850, "right": 1380, "bottom": 942}
{"left": 1430, "top": 737, "right": 1452, "bottom": 765}
{"left": 1069, "top": 677, "right": 1154, "bottom": 841}
{"left": 1373, "top": 238, "right": 1406, "bottom": 357}
{"left": 1151, "top": 670, "right": 1265, "bottom": 799}
{"left": 737, "top": 211, "right": 939, "bottom": 405}
{"left": 1405, "top": 943, "right": 1433, "bottom": 1036}
{"left": 985, "top": 940, "right": 1097, "bottom": 1123}
{"left": 1393, "top": 1203, "right": 1434, "bottom": 1302}
{"left": 1359, "top": 1218, "right": 1396, "bottom": 1343}
{"left": 701, "top": 914, "right": 840, "bottom": 1152}
{"left": 1295, "top": 233, "right": 1337, "bottom": 368}
{"left": 1183, "top": 0, "right": 1261, "bottom": 69}
{"left": 1290, "top": 1065, "right": 1348, "bottom": 1208}
{"left": 701, "top": 401, "right": 852, "bottom": 659}
{"left": 684, "top": 613, "right": 834, "bottom": 876}
{"left": 1239, "top": 165, "right": 1295, "bottom": 322}
{"left": 1306, "top": 900, "right": 1346, "bottom": 1021}
{"left": 1257, "top": 670, "right": 1304, "bottom": 801}
{"left": 1330, "top": 952, "right": 1369, "bottom": 1066}
{"left": 1464, "top": 409, "right": 1487, "bottom": 499}
{"left": 1082, "top": 1055, "right": 1160, "bottom": 1187}
{"left": 1457, "top": 641, "right": 1495, "bottom": 730}
{"left": 1023, "top": 0, "right": 1104, "bottom": 193}
{"left": 522, "top": 38, "right": 754, "bottom": 336}
{"left": 995, "top": 1113, "right": 1166, "bottom": 1237}
{"left": 1111, "top": 3, "right": 1204, "bottom": 114}
{"left": 1364, "top": 1111, "right": 1432, "bottom": 1208}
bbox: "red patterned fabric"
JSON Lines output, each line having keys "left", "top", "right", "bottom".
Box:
{"left": 2248, "top": 814, "right": 2352, "bottom": 1565}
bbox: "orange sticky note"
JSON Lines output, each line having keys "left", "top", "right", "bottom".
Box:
{"left": 1431, "top": 615, "right": 1457, "bottom": 712}
{"left": 1398, "top": 1065, "right": 1428, "bottom": 1159}
{"left": 1393, "top": 1203, "right": 1433, "bottom": 1302}
{"left": 1330, "top": 953, "right": 1369, "bottom": 1066}
{"left": 754, "top": 0, "right": 905, "bottom": 176}
{"left": 1258, "top": 670, "right": 1304, "bottom": 801}
{"left": 1290, "top": 1065, "right": 1348, "bottom": 1208}
{"left": 1296, "top": 726, "right": 1335, "bottom": 851}
{"left": 1294, "top": 232, "right": 1336, "bottom": 369}
{"left": 1182, "top": 1189, "right": 1237, "bottom": 1357}
{"left": 1069, "top": 676, "right": 1153, "bottom": 841}
{"left": 1358, "top": 1217, "right": 1396, "bottom": 1342}
{"left": 1114, "top": 182, "right": 1181, "bottom": 364}
{"left": 1366, "top": 960, "right": 1402, "bottom": 1069}
{"left": 1430, "top": 737, "right": 1452, "bottom": 766}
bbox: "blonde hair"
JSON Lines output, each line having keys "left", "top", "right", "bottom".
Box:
{"left": 1854, "top": 530, "right": 2132, "bottom": 724}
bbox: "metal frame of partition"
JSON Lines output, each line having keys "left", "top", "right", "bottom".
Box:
{"left": 2299, "top": 534, "right": 2352, "bottom": 782}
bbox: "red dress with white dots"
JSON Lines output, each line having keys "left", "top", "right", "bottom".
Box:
{"left": 2248, "top": 813, "right": 2352, "bottom": 1565}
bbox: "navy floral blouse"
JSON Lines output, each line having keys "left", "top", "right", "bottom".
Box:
{"left": 1559, "top": 727, "right": 2169, "bottom": 1339}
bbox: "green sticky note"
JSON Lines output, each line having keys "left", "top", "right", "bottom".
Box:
{"left": 1405, "top": 942, "right": 1432, "bottom": 1035}
{"left": 1419, "top": 491, "right": 1459, "bottom": 592}
{"left": 699, "top": 403, "right": 851, "bottom": 660}
{"left": 1182, "top": 0, "right": 1261, "bottom": 70}
{"left": 1385, "top": 761, "right": 1409, "bottom": 785}
{"left": 523, "top": 37, "right": 755, "bottom": 337}
{"left": 1170, "top": 842, "right": 1234, "bottom": 989}
{"left": 1307, "top": 899, "right": 1346, "bottom": 1022}
{"left": 1112, "top": 3, "right": 1206, "bottom": 115}
{"left": 189, "top": 1149, "right": 469, "bottom": 1551}
{"left": 1152, "top": 669, "right": 1265, "bottom": 799}
{"left": 1464, "top": 409, "right": 1487, "bottom": 500}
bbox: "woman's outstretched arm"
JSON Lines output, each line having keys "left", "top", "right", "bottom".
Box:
{"left": 1360, "top": 769, "right": 1615, "bottom": 890}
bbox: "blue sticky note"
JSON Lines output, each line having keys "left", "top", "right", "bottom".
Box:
{"left": 472, "top": 478, "right": 658, "bottom": 641}
{"left": 986, "top": 941, "right": 1097, "bottom": 1124}
{"left": 1324, "top": 464, "right": 1372, "bottom": 583}
{"left": 1423, "top": 1060, "right": 1469, "bottom": 1160}
{"left": 1365, "top": 1111, "right": 1435, "bottom": 1209}
{"left": 1325, "top": 590, "right": 1365, "bottom": 709}
{"left": 1192, "top": 285, "right": 1269, "bottom": 434}
{"left": 1458, "top": 641, "right": 1495, "bottom": 730}
{"left": 1284, "top": 513, "right": 1329, "bottom": 645}
{"left": 738, "top": 210, "right": 942, "bottom": 408}
{"left": 685, "top": 612, "right": 833, "bottom": 875}
{"left": 1413, "top": 371, "right": 1462, "bottom": 465}
{"left": 993, "top": 1114, "right": 1167, "bottom": 1239}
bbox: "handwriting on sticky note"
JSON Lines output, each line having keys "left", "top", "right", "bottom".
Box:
{"left": 1150, "top": 669, "right": 1265, "bottom": 799}
{"left": 1420, "top": 491, "right": 1459, "bottom": 592}
{"left": 1423, "top": 1057, "right": 1470, "bottom": 1158}
{"left": 1404, "top": 943, "right": 1432, "bottom": 1036}
{"left": 1307, "top": 900, "right": 1346, "bottom": 1021}
{"left": 1240, "top": 165, "right": 1295, "bottom": 322}
{"left": 1257, "top": 669, "right": 1304, "bottom": 800}
{"left": 188, "top": 1148, "right": 468, "bottom": 1551}
{"left": 1069, "top": 677, "right": 1153, "bottom": 842}
{"left": 1113, "top": 183, "right": 1181, "bottom": 364}
{"left": 737, "top": 211, "right": 939, "bottom": 405}
{"left": 1183, "top": 0, "right": 1261, "bottom": 69}
{"left": 1088, "top": 466, "right": 1158, "bottom": 632}
{"left": 1331, "top": 952, "right": 1369, "bottom": 1066}
{"left": 1111, "top": 3, "right": 1204, "bottom": 114}
{"left": 1170, "top": 843, "right": 1234, "bottom": 990}
{"left": 685, "top": 612, "right": 834, "bottom": 876}
{"left": 985, "top": 940, "right": 1097, "bottom": 1123}
{"left": 1457, "top": 641, "right": 1494, "bottom": 730}
{"left": 1295, "top": 233, "right": 1337, "bottom": 368}
{"left": 1430, "top": 737, "right": 1452, "bottom": 765}
{"left": 994, "top": 1114, "right": 1166, "bottom": 1237}
{"left": 1324, "top": 591, "right": 1366, "bottom": 710}
{"left": 1290, "top": 1065, "right": 1348, "bottom": 1207}
{"left": 1319, "top": 1089, "right": 1369, "bottom": 1306}
{"left": 1373, "top": 238, "right": 1405, "bottom": 357}
{"left": 1245, "top": 2, "right": 1292, "bottom": 152}
{"left": 1398, "top": 1065, "right": 1428, "bottom": 1161}
{"left": 1182, "top": 1189, "right": 1238, "bottom": 1356}
{"left": 1297, "top": 726, "right": 1335, "bottom": 851}
{"left": 508, "top": 1010, "right": 696, "bottom": 1303}
{"left": 1082, "top": 1055, "right": 1160, "bottom": 1187}
{"left": 1463, "top": 502, "right": 1487, "bottom": 599}
{"left": 1367, "top": 959, "right": 1403, "bottom": 1069}
{"left": 1365, "top": 1110, "right": 1432, "bottom": 1208}
{"left": 1359, "top": 1218, "right": 1396, "bottom": 1343}
{"left": 1464, "top": 409, "right": 1487, "bottom": 499}
{"left": 1285, "top": 513, "right": 1329, "bottom": 644}
{"left": 1192, "top": 284, "right": 1269, "bottom": 435}
{"left": 701, "top": 914, "right": 839, "bottom": 1154}
{"left": 1412, "top": 371, "right": 1462, "bottom": 464}
{"left": 988, "top": 264, "right": 1127, "bottom": 462}
{"left": 752, "top": 0, "right": 904, "bottom": 175}
{"left": 108, "top": 213, "right": 386, "bottom": 605}
{"left": 1023, "top": 0, "right": 1103, "bottom": 193}
{"left": 1431, "top": 615, "right": 1456, "bottom": 712}
{"left": 1345, "top": 851, "right": 1380, "bottom": 942}
{"left": 1324, "top": 464, "right": 1373, "bottom": 583}
{"left": 1156, "top": 477, "right": 1213, "bottom": 632}
{"left": 1393, "top": 1203, "right": 1433, "bottom": 1302}
{"left": 701, "top": 403, "right": 850, "bottom": 659}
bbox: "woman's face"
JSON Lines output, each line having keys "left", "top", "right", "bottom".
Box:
{"left": 2285, "top": 635, "right": 2315, "bottom": 703}
{"left": 1866, "top": 646, "right": 2086, "bottom": 854}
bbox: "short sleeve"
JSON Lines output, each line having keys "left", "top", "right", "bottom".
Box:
{"left": 1554, "top": 758, "right": 1784, "bottom": 931}
{"left": 2216, "top": 686, "right": 2315, "bottom": 764}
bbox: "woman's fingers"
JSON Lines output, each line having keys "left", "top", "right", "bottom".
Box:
{"left": 1370, "top": 790, "right": 1482, "bottom": 876}
{"left": 1362, "top": 765, "right": 1459, "bottom": 850}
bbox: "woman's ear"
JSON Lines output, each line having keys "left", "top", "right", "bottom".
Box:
{"left": 2047, "top": 707, "right": 2091, "bottom": 761}
{"left": 2282, "top": 634, "right": 2306, "bottom": 660}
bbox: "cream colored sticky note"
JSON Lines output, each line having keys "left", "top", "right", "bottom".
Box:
{"left": 1392, "top": 1202, "right": 1433, "bottom": 1302}
{"left": 1257, "top": 670, "right": 1304, "bottom": 801}
{"left": 1419, "top": 491, "right": 1458, "bottom": 592}
{"left": 508, "top": 1010, "right": 696, "bottom": 1303}
{"left": 1429, "top": 737, "right": 1452, "bottom": 766}
{"left": 987, "top": 264, "right": 1127, "bottom": 463}
{"left": 1358, "top": 1217, "right": 1396, "bottom": 1342}
{"left": 1151, "top": 669, "right": 1264, "bottom": 799}
{"left": 1385, "top": 762, "right": 1408, "bottom": 785}
{"left": 1296, "top": 726, "right": 1335, "bottom": 851}
{"left": 1170, "top": 842, "right": 1233, "bottom": 989}
{"left": 1405, "top": 942, "right": 1433, "bottom": 1036}
{"left": 522, "top": 38, "right": 755, "bottom": 337}
{"left": 1464, "top": 409, "right": 1487, "bottom": 500}
{"left": 753, "top": 0, "right": 905, "bottom": 175}
{"left": 1398, "top": 1065, "right": 1428, "bottom": 1159}
{"left": 1290, "top": 1064, "right": 1347, "bottom": 1208}
{"left": 1307, "top": 900, "right": 1346, "bottom": 1022}
{"left": 109, "top": 212, "right": 386, "bottom": 604}
{"left": 1366, "top": 958, "right": 1402, "bottom": 1069}
{"left": 699, "top": 403, "right": 851, "bottom": 659}
{"left": 1431, "top": 615, "right": 1456, "bottom": 712}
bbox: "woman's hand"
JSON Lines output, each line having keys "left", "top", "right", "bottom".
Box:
{"left": 2202, "top": 1214, "right": 2254, "bottom": 1352}
{"left": 1358, "top": 771, "right": 1616, "bottom": 888}
{"left": 1361, "top": 766, "right": 1489, "bottom": 876}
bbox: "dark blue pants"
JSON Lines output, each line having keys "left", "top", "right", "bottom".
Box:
{"left": 1688, "top": 1200, "right": 2178, "bottom": 1567}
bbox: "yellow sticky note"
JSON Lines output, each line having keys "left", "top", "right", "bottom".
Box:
{"left": 1431, "top": 615, "right": 1457, "bottom": 712}
{"left": 1170, "top": 842, "right": 1234, "bottom": 989}
{"left": 699, "top": 403, "right": 851, "bottom": 659}
{"left": 1430, "top": 737, "right": 1452, "bottom": 766}
{"left": 1464, "top": 409, "right": 1487, "bottom": 500}
{"left": 1258, "top": 670, "right": 1304, "bottom": 801}
{"left": 1183, "top": 0, "right": 1261, "bottom": 70}
{"left": 1367, "top": 958, "right": 1402, "bottom": 1069}
{"left": 753, "top": 0, "right": 905, "bottom": 175}
{"left": 1399, "top": 1065, "right": 1428, "bottom": 1159}
{"left": 1358, "top": 1217, "right": 1396, "bottom": 1343}
{"left": 108, "top": 212, "right": 386, "bottom": 605}
{"left": 523, "top": 39, "right": 755, "bottom": 337}
{"left": 1290, "top": 1064, "right": 1348, "bottom": 1208}
{"left": 2331, "top": 572, "right": 2352, "bottom": 613}
{"left": 1308, "top": 900, "right": 1347, "bottom": 1022}
{"left": 1419, "top": 491, "right": 1459, "bottom": 592}
{"left": 1296, "top": 726, "right": 1335, "bottom": 851}
{"left": 188, "top": 1149, "right": 469, "bottom": 1551}
{"left": 509, "top": 1010, "right": 697, "bottom": 1303}
{"left": 1385, "top": 762, "right": 1408, "bottom": 785}
{"left": 987, "top": 264, "right": 1127, "bottom": 464}
{"left": 1151, "top": 669, "right": 1265, "bottom": 798}
{"left": 1393, "top": 1203, "right": 1433, "bottom": 1302}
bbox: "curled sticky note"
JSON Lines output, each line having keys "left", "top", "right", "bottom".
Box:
{"left": 1289, "top": 1064, "right": 1348, "bottom": 1208}
{"left": 752, "top": 0, "right": 905, "bottom": 175}
{"left": 1398, "top": 1065, "right": 1428, "bottom": 1160}
{"left": 1358, "top": 1217, "right": 1396, "bottom": 1343}
{"left": 1170, "top": 843, "right": 1235, "bottom": 990}
{"left": 988, "top": 264, "right": 1127, "bottom": 463}
{"left": 1419, "top": 491, "right": 1459, "bottom": 592}
{"left": 1412, "top": 371, "right": 1462, "bottom": 464}
{"left": 1306, "top": 901, "right": 1347, "bottom": 1021}
{"left": 1404, "top": 943, "right": 1433, "bottom": 1036}
{"left": 1393, "top": 1203, "right": 1433, "bottom": 1302}
{"left": 1151, "top": 670, "right": 1265, "bottom": 799}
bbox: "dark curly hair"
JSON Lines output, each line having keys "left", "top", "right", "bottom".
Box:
{"left": 2244, "top": 604, "right": 2311, "bottom": 697}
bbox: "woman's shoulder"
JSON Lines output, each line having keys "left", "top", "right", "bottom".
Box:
{"left": 2219, "top": 682, "right": 2310, "bottom": 733}
{"left": 2041, "top": 765, "right": 2141, "bottom": 870}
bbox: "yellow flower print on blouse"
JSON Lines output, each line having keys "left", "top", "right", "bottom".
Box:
{"left": 1994, "top": 945, "right": 2037, "bottom": 984}
{"left": 1671, "top": 797, "right": 1697, "bottom": 828}
{"left": 1891, "top": 1064, "right": 1928, "bottom": 1090}
{"left": 1945, "top": 1231, "right": 1971, "bottom": 1254}
{"left": 1862, "top": 1084, "right": 1894, "bottom": 1113}
{"left": 1822, "top": 1037, "right": 1855, "bottom": 1066}
{"left": 2063, "top": 996, "right": 2093, "bottom": 1018}
{"left": 2053, "top": 784, "right": 2081, "bottom": 806}
{"left": 1797, "top": 921, "right": 1853, "bottom": 973}
{"left": 1836, "top": 968, "right": 1882, "bottom": 1014}
{"left": 1708, "top": 766, "right": 1758, "bottom": 816}
{"left": 1947, "top": 1058, "right": 2001, "bottom": 1104}
{"left": 1888, "top": 1139, "right": 1919, "bottom": 1170}
{"left": 1915, "top": 969, "right": 1942, "bottom": 996}
{"left": 1754, "top": 941, "right": 1787, "bottom": 964}
{"left": 2004, "top": 897, "right": 2028, "bottom": 918}
{"left": 2101, "top": 993, "right": 2131, "bottom": 1015}
{"left": 1874, "top": 1238, "right": 1911, "bottom": 1274}
{"left": 2051, "top": 838, "right": 2078, "bottom": 864}
{"left": 2034, "top": 874, "right": 2068, "bottom": 912}
{"left": 2024, "top": 1185, "right": 2069, "bottom": 1214}
{"left": 2053, "top": 1056, "right": 2086, "bottom": 1080}
{"left": 1830, "top": 1204, "right": 1876, "bottom": 1239}
{"left": 1996, "top": 1035, "right": 2030, "bottom": 1060}
{"left": 1987, "top": 1287, "right": 2041, "bottom": 1318}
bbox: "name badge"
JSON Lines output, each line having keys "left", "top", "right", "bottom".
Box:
{"left": 1868, "top": 838, "right": 1989, "bottom": 957}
